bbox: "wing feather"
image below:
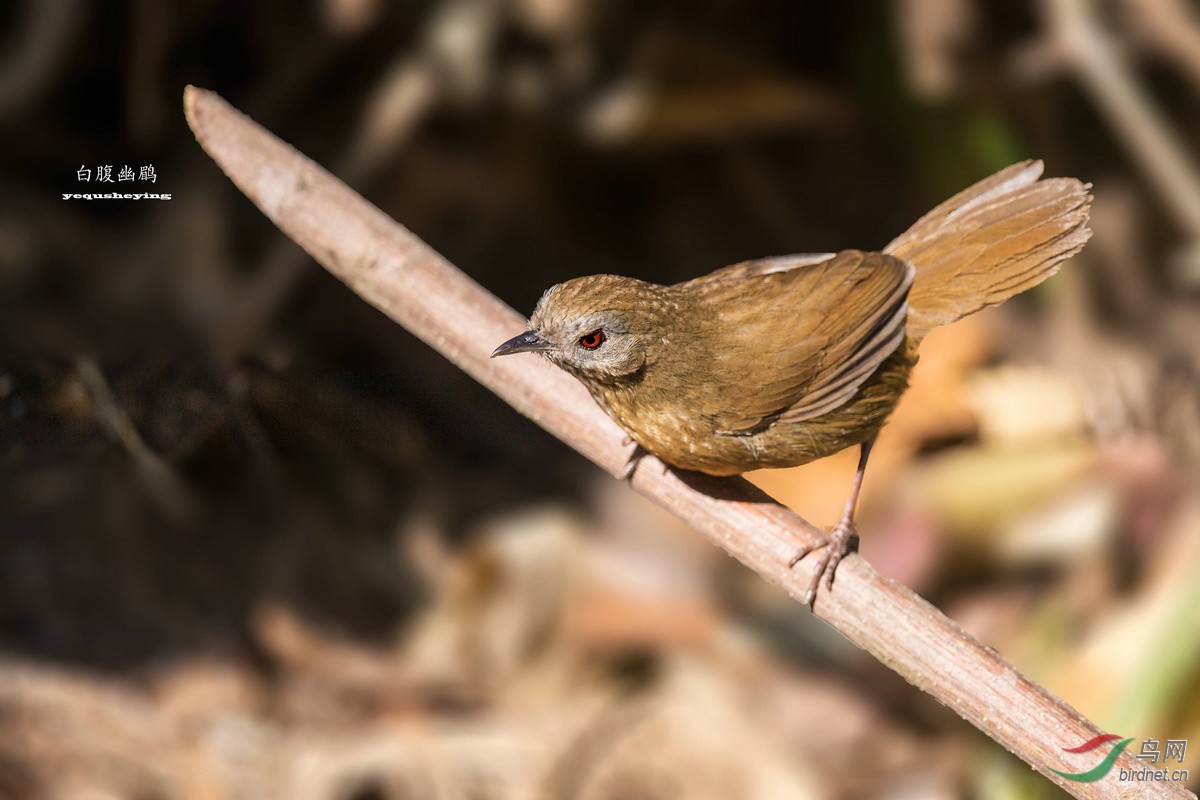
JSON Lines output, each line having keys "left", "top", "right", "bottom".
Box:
{"left": 683, "top": 250, "right": 913, "bottom": 436}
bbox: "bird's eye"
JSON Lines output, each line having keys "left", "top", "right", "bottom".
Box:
{"left": 578, "top": 330, "right": 606, "bottom": 350}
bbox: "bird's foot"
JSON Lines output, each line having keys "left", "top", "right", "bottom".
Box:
{"left": 788, "top": 518, "right": 860, "bottom": 609}
{"left": 619, "top": 439, "right": 647, "bottom": 481}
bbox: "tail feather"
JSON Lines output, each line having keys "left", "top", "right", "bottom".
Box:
{"left": 885, "top": 160, "right": 1092, "bottom": 343}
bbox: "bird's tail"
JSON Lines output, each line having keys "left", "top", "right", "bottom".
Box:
{"left": 884, "top": 160, "right": 1092, "bottom": 344}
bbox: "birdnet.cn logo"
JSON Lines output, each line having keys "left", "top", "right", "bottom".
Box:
{"left": 1052, "top": 734, "right": 1189, "bottom": 783}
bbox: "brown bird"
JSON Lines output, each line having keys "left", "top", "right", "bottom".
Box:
{"left": 492, "top": 161, "right": 1092, "bottom": 605}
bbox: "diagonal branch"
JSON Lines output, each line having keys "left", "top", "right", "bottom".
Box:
{"left": 183, "top": 86, "right": 1194, "bottom": 800}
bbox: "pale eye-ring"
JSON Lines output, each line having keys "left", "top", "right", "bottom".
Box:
{"left": 578, "top": 329, "right": 606, "bottom": 350}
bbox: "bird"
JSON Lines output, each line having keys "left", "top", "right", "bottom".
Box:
{"left": 491, "top": 160, "right": 1092, "bottom": 606}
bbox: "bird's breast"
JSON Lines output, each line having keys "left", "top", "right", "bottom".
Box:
{"left": 585, "top": 373, "right": 744, "bottom": 474}
{"left": 581, "top": 341, "right": 917, "bottom": 476}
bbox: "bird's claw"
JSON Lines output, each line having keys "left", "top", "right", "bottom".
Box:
{"left": 619, "top": 440, "right": 647, "bottom": 481}
{"left": 788, "top": 519, "right": 859, "bottom": 608}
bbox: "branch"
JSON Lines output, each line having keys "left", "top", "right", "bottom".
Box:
{"left": 184, "top": 86, "right": 1195, "bottom": 800}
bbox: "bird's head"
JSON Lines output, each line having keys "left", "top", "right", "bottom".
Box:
{"left": 491, "top": 275, "right": 675, "bottom": 383}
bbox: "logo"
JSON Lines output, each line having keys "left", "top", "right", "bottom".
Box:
{"left": 1052, "top": 734, "right": 1133, "bottom": 783}
{"left": 63, "top": 163, "right": 171, "bottom": 201}
{"left": 1053, "top": 734, "right": 1189, "bottom": 784}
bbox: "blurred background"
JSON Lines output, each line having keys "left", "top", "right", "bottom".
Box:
{"left": 3, "top": 0, "right": 1200, "bottom": 797}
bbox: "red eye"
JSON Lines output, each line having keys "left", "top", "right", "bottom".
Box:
{"left": 578, "top": 330, "right": 606, "bottom": 350}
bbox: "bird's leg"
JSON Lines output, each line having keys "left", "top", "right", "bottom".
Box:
{"left": 788, "top": 438, "right": 874, "bottom": 608}
{"left": 619, "top": 437, "right": 647, "bottom": 481}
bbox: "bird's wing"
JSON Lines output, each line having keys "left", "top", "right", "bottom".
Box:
{"left": 698, "top": 252, "right": 838, "bottom": 283}
{"left": 685, "top": 249, "right": 913, "bottom": 435}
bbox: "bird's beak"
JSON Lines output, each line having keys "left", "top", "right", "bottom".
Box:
{"left": 491, "top": 330, "right": 553, "bottom": 357}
